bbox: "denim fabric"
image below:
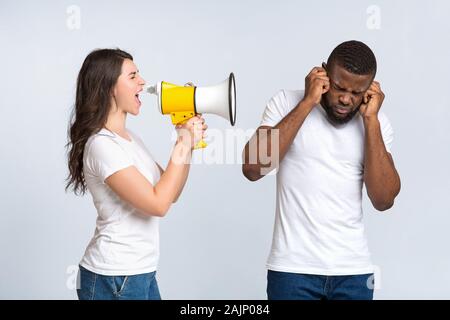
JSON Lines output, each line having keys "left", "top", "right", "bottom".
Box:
{"left": 267, "top": 270, "right": 374, "bottom": 300}
{"left": 77, "top": 265, "right": 161, "bottom": 300}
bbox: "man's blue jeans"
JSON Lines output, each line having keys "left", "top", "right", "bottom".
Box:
{"left": 77, "top": 265, "right": 161, "bottom": 300}
{"left": 267, "top": 270, "right": 374, "bottom": 300}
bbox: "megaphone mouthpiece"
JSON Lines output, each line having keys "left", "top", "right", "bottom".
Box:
{"left": 144, "top": 85, "right": 157, "bottom": 95}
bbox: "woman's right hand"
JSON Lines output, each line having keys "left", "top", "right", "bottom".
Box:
{"left": 176, "top": 115, "right": 207, "bottom": 149}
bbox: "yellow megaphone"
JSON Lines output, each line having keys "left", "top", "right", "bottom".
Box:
{"left": 145, "top": 73, "right": 236, "bottom": 149}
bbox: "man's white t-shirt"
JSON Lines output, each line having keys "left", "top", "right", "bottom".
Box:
{"left": 261, "top": 90, "right": 394, "bottom": 276}
{"left": 80, "top": 128, "right": 161, "bottom": 276}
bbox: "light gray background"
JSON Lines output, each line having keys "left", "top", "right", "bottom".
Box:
{"left": 1, "top": 0, "right": 449, "bottom": 299}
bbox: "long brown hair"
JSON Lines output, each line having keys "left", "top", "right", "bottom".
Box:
{"left": 65, "top": 48, "right": 133, "bottom": 195}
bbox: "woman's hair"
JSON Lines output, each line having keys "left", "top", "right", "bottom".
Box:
{"left": 65, "top": 48, "right": 133, "bottom": 195}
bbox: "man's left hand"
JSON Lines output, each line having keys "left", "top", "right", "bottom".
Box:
{"left": 359, "top": 81, "right": 384, "bottom": 118}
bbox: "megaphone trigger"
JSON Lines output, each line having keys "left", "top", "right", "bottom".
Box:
{"left": 194, "top": 140, "right": 208, "bottom": 149}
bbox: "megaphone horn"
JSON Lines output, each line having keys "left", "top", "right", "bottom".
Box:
{"left": 195, "top": 72, "right": 236, "bottom": 126}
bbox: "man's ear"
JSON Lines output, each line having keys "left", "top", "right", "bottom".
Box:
{"left": 363, "top": 90, "right": 370, "bottom": 104}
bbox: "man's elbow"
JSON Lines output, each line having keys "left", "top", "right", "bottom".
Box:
{"left": 370, "top": 196, "right": 395, "bottom": 211}
{"left": 371, "top": 181, "right": 401, "bottom": 212}
{"left": 372, "top": 198, "right": 395, "bottom": 212}
{"left": 242, "top": 164, "right": 263, "bottom": 182}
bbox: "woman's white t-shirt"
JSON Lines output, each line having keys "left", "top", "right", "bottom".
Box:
{"left": 80, "top": 128, "right": 161, "bottom": 276}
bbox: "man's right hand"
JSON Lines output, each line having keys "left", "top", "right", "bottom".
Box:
{"left": 303, "top": 66, "right": 330, "bottom": 106}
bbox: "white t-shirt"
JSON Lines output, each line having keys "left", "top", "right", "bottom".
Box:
{"left": 80, "top": 128, "right": 161, "bottom": 276}
{"left": 261, "top": 90, "right": 394, "bottom": 276}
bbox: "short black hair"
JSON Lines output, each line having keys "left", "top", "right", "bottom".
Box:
{"left": 327, "top": 40, "right": 377, "bottom": 76}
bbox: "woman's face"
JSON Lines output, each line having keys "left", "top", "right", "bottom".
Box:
{"left": 113, "top": 59, "right": 146, "bottom": 116}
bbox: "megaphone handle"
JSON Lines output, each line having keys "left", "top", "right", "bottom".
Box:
{"left": 194, "top": 139, "right": 207, "bottom": 149}
{"left": 175, "top": 119, "right": 207, "bottom": 150}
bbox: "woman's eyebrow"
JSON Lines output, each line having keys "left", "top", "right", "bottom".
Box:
{"left": 128, "top": 70, "right": 139, "bottom": 76}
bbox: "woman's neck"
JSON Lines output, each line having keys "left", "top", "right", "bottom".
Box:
{"left": 105, "top": 108, "right": 128, "bottom": 138}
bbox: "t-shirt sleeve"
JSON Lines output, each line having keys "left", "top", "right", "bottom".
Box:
{"left": 379, "top": 112, "right": 394, "bottom": 154}
{"left": 260, "top": 90, "right": 289, "bottom": 127}
{"left": 84, "top": 136, "right": 133, "bottom": 182}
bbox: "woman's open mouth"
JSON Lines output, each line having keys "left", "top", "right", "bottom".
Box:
{"left": 135, "top": 91, "right": 142, "bottom": 106}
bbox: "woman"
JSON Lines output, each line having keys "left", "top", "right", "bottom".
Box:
{"left": 66, "top": 48, "right": 207, "bottom": 300}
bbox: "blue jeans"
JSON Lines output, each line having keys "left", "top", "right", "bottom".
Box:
{"left": 267, "top": 270, "right": 374, "bottom": 300}
{"left": 77, "top": 265, "right": 161, "bottom": 300}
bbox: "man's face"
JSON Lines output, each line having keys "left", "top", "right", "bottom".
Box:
{"left": 321, "top": 64, "right": 374, "bottom": 124}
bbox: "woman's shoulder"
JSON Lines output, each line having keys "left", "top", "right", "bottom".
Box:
{"left": 85, "top": 129, "right": 116, "bottom": 149}
{"left": 83, "top": 129, "right": 133, "bottom": 172}
{"left": 84, "top": 129, "right": 129, "bottom": 162}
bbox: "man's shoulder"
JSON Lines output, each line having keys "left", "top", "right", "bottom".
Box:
{"left": 269, "top": 89, "right": 305, "bottom": 112}
{"left": 275, "top": 89, "right": 305, "bottom": 102}
{"left": 377, "top": 111, "right": 393, "bottom": 129}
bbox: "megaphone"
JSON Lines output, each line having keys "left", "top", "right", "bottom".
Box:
{"left": 144, "top": 73, "right": 236, "bottom": 149}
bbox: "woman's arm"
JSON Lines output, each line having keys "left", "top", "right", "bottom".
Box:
{"left": 105, "top": 116, "right": 206, "bottom": 216}
{"left": 155, "top": 162, "right": 188, "bottom": 203}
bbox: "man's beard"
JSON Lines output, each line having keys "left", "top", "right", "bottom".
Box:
{"left": 320, "top": 99, "right": 361, "bottom": 125}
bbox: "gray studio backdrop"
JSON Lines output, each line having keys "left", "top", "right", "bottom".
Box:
{"left": 1, "top": 0, "right": 449, "bottom": 299}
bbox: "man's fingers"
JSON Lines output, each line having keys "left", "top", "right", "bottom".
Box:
{"left": 308, "top": 66, "right": 326, "bottom": 76}
{"left": 365, "top": 89, "right": 378, "bottom": 96}
{"left": 312, "top": 77, "right": 330, "bottom": 89}
{"left": 314, "top": 76, "right": 329, "bottom": 82}
{"left": 370, "top": 81, "right": 382, "bottom": 92}
{"left": 314, "top": 67, "right": 326, "bottom": 73}
{"left": 310, "top": 71, "right": 327, "bottom": 78}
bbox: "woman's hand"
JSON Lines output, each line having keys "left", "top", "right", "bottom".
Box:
{"left": 176, "top": 115, "right": 208, "bottom": 150}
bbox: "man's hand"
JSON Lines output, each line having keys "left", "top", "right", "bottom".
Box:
{"left": 359, "top": 81, "right": 384, "bottom": 118}
{"left": 303, "top": 66, "right": 330, "bottom": 106}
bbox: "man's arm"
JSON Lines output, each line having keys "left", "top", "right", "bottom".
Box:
{"left": 242, "top": 67, "right": 330, "bottom": 181}
{"left": 360, "top": 81, "right": 401, "bottom": 211}
{"left": 242, "top": 100, "right": 314, "bottom": 181}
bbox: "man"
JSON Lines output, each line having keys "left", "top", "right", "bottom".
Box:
{"left": 242, "top": 40, "right": 401, "bottom": 300}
